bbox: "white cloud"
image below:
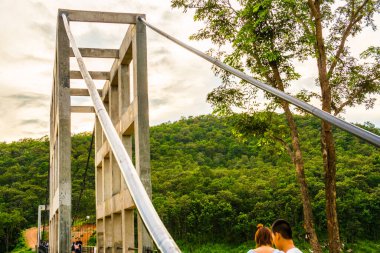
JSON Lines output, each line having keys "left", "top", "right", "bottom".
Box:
{"left": 0, "top": 0, "right": 379, "bottom": 142}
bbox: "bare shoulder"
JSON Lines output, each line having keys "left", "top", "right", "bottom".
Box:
{"left": 253, "top": 247, "right": 282, "bottom": 253}
{"left": 287, "top": 248, "right": 303, "bottom": 253}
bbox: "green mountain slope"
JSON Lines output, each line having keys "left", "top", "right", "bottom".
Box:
{"left": 0, "top": 114, "right": 379, "bottom": 251}
{"left": 150, "top": 115, "right": 380, "bottom": 244}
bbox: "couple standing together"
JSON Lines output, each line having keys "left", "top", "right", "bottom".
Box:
{"left": 247, "top": 219, "right": 302, "bottom": 253}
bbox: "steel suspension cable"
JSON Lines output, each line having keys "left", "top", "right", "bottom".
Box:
{"left": 73, "top": 127, "right": 95, "bottom": 225}
{"left": 137, "top": 17, "right": 380, "bottom": 148}
{"left": 62, "top": 14, "right": 181, "bottom": 253}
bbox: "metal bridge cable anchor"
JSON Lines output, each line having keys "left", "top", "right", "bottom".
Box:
{"left": 61, "top": 13, "right": 181, "bottom": 253}
{"left": 137, "top": 17, "right": 380, "bottom": 148}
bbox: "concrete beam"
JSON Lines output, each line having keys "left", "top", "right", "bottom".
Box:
{"left": 119, "top": 99, "right": 136, "bottom": 135}
{"left": 70, "top": 48, "right": 119, "bottom": 58}
{"left": 61, "top": 9, "right": 145, "bottom": 24}
{"left": 119, "top": 25, "right": 134, "bottom": 64}
{"left": 108, "top": 26, "right": 134, "bottom": 87}
{"left": 96, "top": 190, "right": 135, "bottom": 218}
{"left": 70, "top": 88, "right": 102, "bottom": 96}
{"left": 70, "top": 71, "right": 110, "bottom": 80}
{"left": 95, "top": 141, "right": 110, "bottom": 167}
{"left": 71, "top": 106, "right": 95, "bottom": 113}
{"left": 102, "top": 81, "right": 111, "bottom": 102}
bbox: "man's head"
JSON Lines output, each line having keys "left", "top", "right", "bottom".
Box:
{"left": 271, "top": 219, "right": 293, "bottom": 250}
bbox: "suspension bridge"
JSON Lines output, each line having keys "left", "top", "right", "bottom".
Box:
{"left": 37, "top": 9, "right": 380, "bottom": 253}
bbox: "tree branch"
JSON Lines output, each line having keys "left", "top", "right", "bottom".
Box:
{"left": 252, "top": 48, "right": 275, "bottom": 86}
{"left": 272, "top": 135, "right": 295, "bottom": 162}
{"left": 307, "top": 0, "right": 318, "bottom": 18}
{"left": 334, "top": 84, "right": 372, "bottom": 116}
{"left": 327, "top": 0, "right": 370, "bottom": 78}
{"left": 225, "top": 0, "right": 238, "bottom": 15}
{"left": 334, "top": 98, "right": 353, "bottom": 116}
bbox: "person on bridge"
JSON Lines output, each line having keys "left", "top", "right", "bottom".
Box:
{"left": 71, "top": 242, "right": 75, "bottom": 253}
{"left": 247, "top": 224, "right": 283, "bottom": 253}
{"left": 74, "top": 241, "right": 81, "bottom": 253}
{"left": 271, "top": 219, "right": 303, "bottom": 253}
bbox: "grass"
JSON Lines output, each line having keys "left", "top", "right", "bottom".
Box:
{"left": 344, "top": 240, "right": 380, "bottom": 253}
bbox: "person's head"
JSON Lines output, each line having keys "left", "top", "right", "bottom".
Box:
{"left": 271, "top": 219, "right": 293, "bottom": 250}
{"left": 254, "top": 223, "right": 273, "bottom": 247}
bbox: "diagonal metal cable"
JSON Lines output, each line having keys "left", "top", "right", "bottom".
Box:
{"left": 73, "top": 127, "right": 95, "bottom": 224}
{"left": 137, "top": 16, "right": 380, "bottom": 148}
{"left": 62, "top": 14, "right": 181, "bottom": 253}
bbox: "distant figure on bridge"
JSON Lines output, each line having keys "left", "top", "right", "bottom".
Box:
{"left": 247, "top": 224, "right": 283, "bottom": 253}
{"left": 73, "top": 240, "right": 82, "bottom": 253}
{"left": 272, "top": 219, "right": 303, "bottom": 253}
{"left": 39, "top": 241, "right": 49, "bottom": 253}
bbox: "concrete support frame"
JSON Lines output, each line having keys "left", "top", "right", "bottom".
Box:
{"left": 49, "top": 10, "right": 71, "bottom": 253}
{"left": 50, "top": 9, "right": 152, "bottom": 253}
{"left": 94, "top": 15, "right": 153, "bottom": 253}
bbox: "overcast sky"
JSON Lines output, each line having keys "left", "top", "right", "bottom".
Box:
{"left": 0, "top": 0, "right": 379, "bottom": 142}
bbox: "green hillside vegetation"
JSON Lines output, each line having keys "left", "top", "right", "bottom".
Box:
{"left": 0, "top": 114, "right": 379, "bottom": 252}
{"left": 0, "top": 133, "right": 95, "bottom": 252}
{"left": 150, "top": 115, "right": 380, "bottom": 247}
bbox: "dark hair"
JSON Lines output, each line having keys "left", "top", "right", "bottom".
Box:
{"left": 272, "top": 219, "right": 292, "bottom": 239}
{"left": 255, "top": 224, "right": 273, "bottom": 247}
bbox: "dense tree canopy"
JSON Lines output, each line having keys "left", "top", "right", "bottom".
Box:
{"left": 0, "top": 115, "right": 379, "bottom": 251}
{"left": 150, "top": 115, "right": 380, "bottom": 246}
{"left": 0, "top": 134, "right": 95, "bottom": 252}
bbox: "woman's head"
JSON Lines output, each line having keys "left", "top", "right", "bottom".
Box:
{"left": 255, "top": 224, "right": 273, "bottom": 247}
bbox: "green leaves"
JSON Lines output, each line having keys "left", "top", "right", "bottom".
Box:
{"left": 207, "top": 87, "right": 245, "bottom": 115}
{"left": 1, "top": 115, "right": 379, "bottom": 249}
{"left": 0, "top": 210, "right": 26, "bottom": 252}
{"left": 172, "top": 0, "right": 309, "bottom": 141}
{"left": 360, "top": 46, "right": 380, "bottom": 61}
{"left": 329, "top": 46, "right": 380, "bottom": 115}
{"left": 0, "top": 134, "right": 96, "bottom": 251}
{"left": 150, "top": 114, "right": 380, "bottom": 244}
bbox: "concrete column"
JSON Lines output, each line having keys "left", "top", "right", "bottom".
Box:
{"left": 57, "top": 10, "right": 71, "bottom": 253}
{"left": 122, "top": 209, "right": 134, "bottom": 253}
{"left": 132, "top": 17, "right": 153, "bottom": 253}
{"left": 49, "top": 10, "right": 71, "bottom": 253}
{"left": 119, "top": 64, "right": 132, "bottom": 192}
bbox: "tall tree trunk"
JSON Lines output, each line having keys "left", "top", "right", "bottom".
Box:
{"left": 5, "top": 232, "right": 9, "bottom": 253}
{"left": 270, "top": 62, "right": 322, "bottom": 253}
{"left": 307, "top": 1, "right": 341, "bottom": 252}
{"left": 321, "top": 119, "right": 340, "bottom": 253}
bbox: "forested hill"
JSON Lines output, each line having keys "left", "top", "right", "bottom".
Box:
{"left": 150, "top": 115, "right": 380, "bottom": 244}
{"left": 0, "top": 114, "right": 379, "bottom": 251}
